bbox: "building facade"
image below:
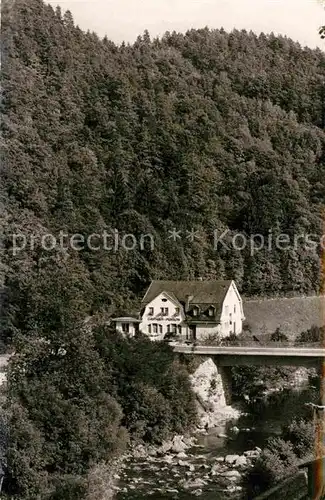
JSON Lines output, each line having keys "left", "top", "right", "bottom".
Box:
{"left": 111, "top": 317, "right": 141, "bottom": 337}
{"left": 112, "top": 280, "right": 245, "bottom": 342}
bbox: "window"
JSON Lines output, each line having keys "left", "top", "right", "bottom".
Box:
{"left": 161, "top": 307, "right": 168, "bottom": 316}
{"left": 166, "top": 324, "right": 178, "bottom": 336}
{"left": 148, "top": 324, "right": 152, "bottom": 334}
{"left": 208, "top": 306, "right": 214, "bottom": 317}
{"left": 192, "top": 307, "right": 199, "bottom": 316}
{"left": 122, "top": 323, "right": 129, "bottom": 334}
{"left": 175, "top": 307, "right": 180, "bottom": 315}
{"left": 178, "top": 325, "right": 182, "bottom": 334}
{"left": 153, "top": 324, "right": 158, "bottom": 334}
{"left": 148, "top": 307, "right": 154, "bottom": 316}
{"left": 162, "top": 298, "right": 167, "bottom": 302}
{"left": 159, "top": 325, "right": 163, "bottom": 334}
{"left": 234, "top": 304, "right": 236, "bottom": 313}
{"left": 189, "top": 325, "right": 197, "bottom": 340}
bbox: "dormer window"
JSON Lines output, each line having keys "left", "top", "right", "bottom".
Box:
{"left": 192, "top": 306, "right": 199, "bottom": 317}
{"left": 208, "top": 306, "right": 215, "bottom": 317}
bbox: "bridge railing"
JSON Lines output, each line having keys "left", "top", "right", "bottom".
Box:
{"left": 170, "top": 336, "right": 323, "bottom": 349}
{"left": 220, "top": 340, "right": 323, "bottom": 348}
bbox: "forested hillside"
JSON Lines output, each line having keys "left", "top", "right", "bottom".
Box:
{"left": 3, "top": 0, "right": 325, "bottom": 336}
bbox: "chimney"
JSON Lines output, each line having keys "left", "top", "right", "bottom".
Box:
{"left": 185, "top": 294, "right": 193, "bottom": 312}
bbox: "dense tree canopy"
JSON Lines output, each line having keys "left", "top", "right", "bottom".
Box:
{"left": 3, "top": 0, "right": 325, "bottom": 497}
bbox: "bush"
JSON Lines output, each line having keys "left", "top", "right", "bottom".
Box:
{"left": 48, "top": 475, "right": 87, "bottom": 500}
{"left": 200, "top": 333, "right": 222, "bottom": 345}
{"left": 244, "top": 438, "right": 298, "bottom": 497}
{"left": 220, "top": 333, "right": 239, "bottom": 346}
{"left": 93, "top": 326, "right": 197, "bottom": 443}
{"left": 282, "top": 418, "right": 314, "bottom": 458}
{"left": 85, "top": 461, "right": 120, "bottom": 500}
{"left": 270, "top": 328, "right": 288, "bottom": 342}
{"left": 296, "top": 325, "right": 325, "bottom": 344}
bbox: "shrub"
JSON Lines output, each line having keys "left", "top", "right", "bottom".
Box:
{"left": 200, "top": 333, "right": 221, "bottom": 345}
{"left": 270, "top": 328, "right": 288, "bottom": 342}
{"left": 220, "top": 333, "right": 239, "bottom": 346}
{"left": 244, "top": 438, "right": 298, "bottom": 497}
{"left": 122, "top": 382, "right": 172, "bottom": 442}
{"left": 93, "top": 326, "right": 197, "bottom": 443}
{"left": 85, "top": 462, "right": 120, "bottom": 500}
{"left": 296, "top": 325, "right": 325, "bottom": 344}
{"left": 48, "top": 475, "right": 87, "bottom": 500}
{"left": 282, "top": 418, "right": 314, "bottom": 458}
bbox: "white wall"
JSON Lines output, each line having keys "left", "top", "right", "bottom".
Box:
{"left": 140, "top": 292, "right": 184, "bottom": 341}
{"left": 196, "top": 324, "right": 221, "bottom": 341}
{"left": 219, "top": 282, "right": 244, "bottom": 337}
{"left": 115, "top": 321, "right": 137, "bottom": 337}
{"left": 139, "top": 281, "right": 244, "bottom": 341}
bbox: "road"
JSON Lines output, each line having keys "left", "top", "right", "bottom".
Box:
{"left": 173, "top": 345, "right": 325, "bottom": 357}
{"left": 172, "top": 344, "right": 325, "bottom": 367}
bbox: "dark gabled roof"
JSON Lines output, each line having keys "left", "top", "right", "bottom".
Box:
{"left": 142, "top": 280, "right": 233, "bottom": 308}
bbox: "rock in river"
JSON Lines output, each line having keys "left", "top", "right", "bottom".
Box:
{"left": 235, "top": 455, "right": 248, "bottom": 468}
{"left": 221, "top": 470, "right": 241, "bottom": 480}
{"left": 171, "top": 435, "right": 188, "bottom": 453}
{"left": 180, "top": 478, "right": 207, "bottom": 489}
{"left": 225, "top": 454, "right": 240, "bottom": 465}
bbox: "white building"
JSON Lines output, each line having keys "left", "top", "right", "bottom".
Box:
{"left": 111, "top": 317, "right": 141, "bottom": 337}
{"left": 112, "top": 280, "right": 245, "bottom": 342}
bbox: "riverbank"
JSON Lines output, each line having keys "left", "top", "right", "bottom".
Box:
{"left": 111, "top": 361, "right": 318, "bottom": 499}
{"left": 114, "top": 432, "right": 261, "bottom": 498}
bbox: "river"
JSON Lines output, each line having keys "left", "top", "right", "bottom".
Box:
{"left": 116, "top": 382, "right": 318, "bottom": 499}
